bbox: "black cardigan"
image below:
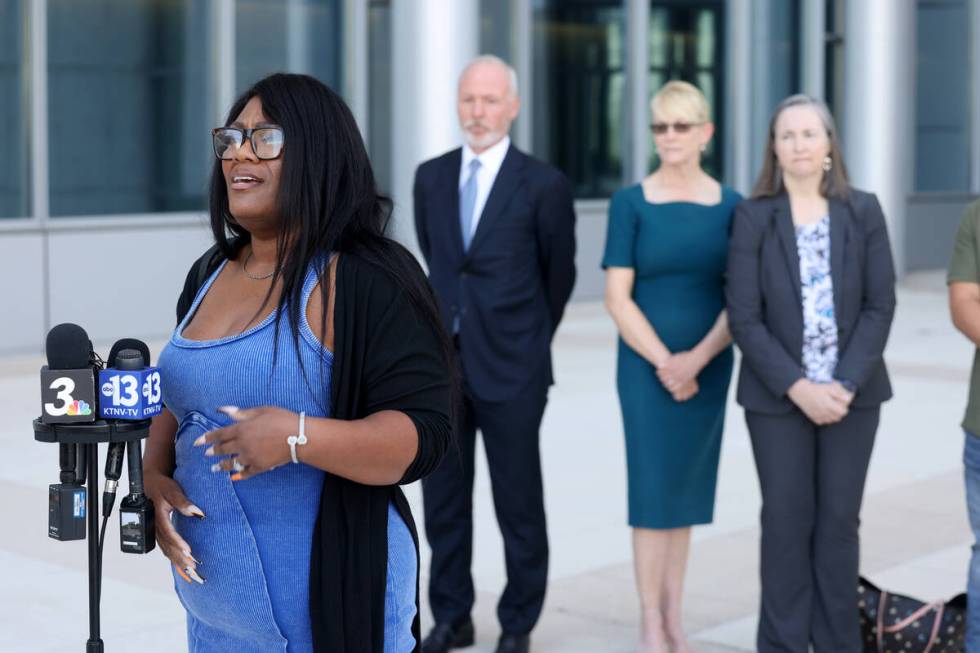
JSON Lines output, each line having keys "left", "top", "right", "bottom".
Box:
{"left": 176, "top": 243, "right": 452, "bottom": 653}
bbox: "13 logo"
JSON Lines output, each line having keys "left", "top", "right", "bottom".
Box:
{"left": 101, "top": 372, "right": 161, "bottom": 406}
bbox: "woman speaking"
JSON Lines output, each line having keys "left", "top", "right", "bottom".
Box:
{"left": 143, "top": 73, "right": 453, "bottom": 653}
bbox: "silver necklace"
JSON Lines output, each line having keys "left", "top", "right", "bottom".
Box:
{"left": 242, "top": 251, "right": 274, "bottom": 280}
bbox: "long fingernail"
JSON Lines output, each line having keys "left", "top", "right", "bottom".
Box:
{"left": 230, "top": 473, "right": 243, "bottom": 481}
{"left": 186, "top": 567, "right": 206, "bottom": 584}
{"left": 218, "top": 405, "right": 239, "bottom": 415}
{"left": 204, "top": 446, "right": 215, "bottom": 456}
{"left": 175, "top": 565, "right": 192, "bottom": 583}
{"left": 210, "top": 463, "right": 223, "bottom": 473}
{"left": 187, "top": 554, "right": 202, "bottom": 565}
{"left": 193, "top": 434, "right": 207, "bottom": 446}
{"left": 187, "top": 505, "right": 205, "bottom": 519}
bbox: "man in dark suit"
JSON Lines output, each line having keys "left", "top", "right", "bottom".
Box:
{"left": 413, "top": 55, "right": 576, "bottom": 653}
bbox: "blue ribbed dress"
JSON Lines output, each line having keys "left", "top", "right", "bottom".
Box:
{"left": 158, "top": 258, "right": 417, "bottom": 653}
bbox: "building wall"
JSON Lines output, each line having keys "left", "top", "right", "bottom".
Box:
{"left": 3, "top": 0, "right": 979, "bottom": 353}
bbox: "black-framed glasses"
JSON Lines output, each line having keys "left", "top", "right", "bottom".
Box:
{"left": 650, "top": 121, "right": 704, "bottom": 135}
{"left": 211, "top": 126, "right": 284, "bottom": 160}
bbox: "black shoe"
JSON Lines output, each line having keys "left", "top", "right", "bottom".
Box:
{"left": 494, "top": 633, "right": 530, "bottom": 653}
{"left": 420, "top": 619, "right": 475, "bottom": 653}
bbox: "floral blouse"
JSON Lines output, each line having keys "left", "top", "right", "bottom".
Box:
{"left": 797, "top": 215, "right": 838, "bottom": 383}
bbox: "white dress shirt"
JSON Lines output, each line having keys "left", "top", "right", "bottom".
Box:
{"left": 458, "top": 135, "right": 511, "bottom": 241}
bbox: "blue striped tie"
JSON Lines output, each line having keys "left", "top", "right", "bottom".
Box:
{"left": 460, "top": 159, "right": 481, "bottom": 252}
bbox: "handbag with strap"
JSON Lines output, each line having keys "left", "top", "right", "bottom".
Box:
{"left": 858, "top": 576, "right": 966, "bottom": 653}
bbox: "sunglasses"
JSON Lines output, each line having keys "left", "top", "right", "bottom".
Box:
{"left": 650, "top": 121, "right": 704, "bottom": 135}
{"left": 212, "top": 126, "right": 284, "bottom": 160}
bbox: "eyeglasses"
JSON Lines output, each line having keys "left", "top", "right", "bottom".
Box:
{"left": 650, "top": 122, "right": 704, "bottom": 135}
{"left": 211, "top": 126, "right": 284, "bottom": 160}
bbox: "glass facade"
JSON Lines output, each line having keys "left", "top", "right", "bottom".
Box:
{"left": 368, "top": 0, "right": 392, "bottom": 195}
{"left": 235, "top": 0, "right": 343, "bottom": 95}
{"left": 532, "top": 0, "right": 627, "bottom": 198}
{"left": 1, "top": 1, "right": 973, "bottom": 265}
{"left": 47, "top": 0, "right": 212, "bottom": 216}
{"left": 647, "top": 1, "right": 726, "bottom": 179}
{"left": 480, "top": 0, "right": 515, "bottom": 64}
{"left": 749, "top": 0, "right": 801, "bottom": 181}
{"left": 915, "top": 0, "right": 972, "bottom": 192}
{"left": 0, "top": 0, "right": 27, "bottom": 218}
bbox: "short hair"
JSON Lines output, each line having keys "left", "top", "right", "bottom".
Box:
{"left": 650, "top": 80, "right": 710, "bottom": 124}
{"left": 459, "top": 54, "right": 519, "bottom": 98}
{"left": 751, "top": 94, "right": 850, "bottom": 200}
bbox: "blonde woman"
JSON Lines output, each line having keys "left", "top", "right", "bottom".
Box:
{"left": 603, "top": 81, "right": 740, "bottom": 653}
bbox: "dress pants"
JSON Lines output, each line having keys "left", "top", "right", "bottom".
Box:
{"left": 746, "top": 406, "right": 879, "bottom": 653}
{"left": 963, "top": 431, "right": 980, "bottom": 651}
{"left": 422, "top": 381, "right": 549, "bottom": 636}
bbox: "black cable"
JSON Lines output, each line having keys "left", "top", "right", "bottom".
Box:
{"left": 97, "top": 514, "right": 109, "bottom": 605}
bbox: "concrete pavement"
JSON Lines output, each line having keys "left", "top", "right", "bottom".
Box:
{"left": 0, "top": 271, "right": 972, "bottom": 652}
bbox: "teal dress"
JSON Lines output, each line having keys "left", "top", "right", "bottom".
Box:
{"left": 602, "top": 183, "right": 741, "bottom": 528}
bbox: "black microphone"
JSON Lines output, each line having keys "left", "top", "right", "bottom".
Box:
{"left": 102, "top": 338, "right": 157, "bottom": 554}
{"left": 100, "top": 342, "right": 146, "bottom": 519}
{"left": 42, "top": 323, "right": 97, "bottom": 541}
{"left": 41, "top": 323, "right": 98, "bottom": 425}
{"left": 120, "top": 438, "right": 155, "bottom": 554}
{"left": 102, "top": 442, "right": 126, "bottom": 518}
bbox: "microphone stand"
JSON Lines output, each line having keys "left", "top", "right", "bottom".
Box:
{"left": 86, "top": 442, "right": 101, "bottom": 652}
{"left": 34, "top": 419, "right": 150, "bottom": 652}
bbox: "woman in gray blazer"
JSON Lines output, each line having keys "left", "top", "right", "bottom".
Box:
{"left": 726, "top": 95, "right": 896, "bottom": 653}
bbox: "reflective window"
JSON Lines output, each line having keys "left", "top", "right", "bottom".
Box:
{"left": 648, "top": 1, "right": 728, "bottom": 179}
{"left": 0, "top": 0, "right": 28, "bottom": 218}
{"left": 916, "top": 0, "right": 971, "bottom": 192}
{"left": 368, "top": 0, "right": 392, "bottom": 194}
{"left": 747, "top": 0, "right": 800, "bottom": 180}
{"left": 235, "top": 0, "right": 343, "bottom": 94}
{"left": 48, "top": 0, "right": 212, "bottom": 216}
{"left": 532, "top": 0, "right": 627, "bottom": 199}
{"left": 480, "top": 0, "right": 514, "bottom": 63}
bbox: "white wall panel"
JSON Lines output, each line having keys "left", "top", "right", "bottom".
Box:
{"left": 48, "top": 224, "right": 213, "bottom": 350}
{"left": 0, "top": 234, "right": 45, "bottom": 354}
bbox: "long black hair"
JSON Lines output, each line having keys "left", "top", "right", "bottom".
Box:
{"left": 208, "top": 73, "right": 453, "bottom": 393}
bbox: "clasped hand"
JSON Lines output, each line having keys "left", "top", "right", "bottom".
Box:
{"left": 656, "top": 351, "right": 705, "bottom": 402}
{"left": 195, "top": 405, "right": 301, "bottom": 480}
{"left": 787, "top": 379, "right": 855, "bottom": 425}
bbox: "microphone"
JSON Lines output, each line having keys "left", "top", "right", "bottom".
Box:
{"left": 99, "top": 338, "right": 158, "bottom": 554}
{"left": 102, "top": 442, "right": 126, "bottom": 518}
{"left": 42, "top": 323, "right": 97, "bottom": 541}
{"left": 41, "top": 323, "right": 98, "bottom": 425}
{"left": 119, "top": 438, "right": 155, "bottom": 554}
{"left": 98, "top": 340, "right": 162, "bottom": 421}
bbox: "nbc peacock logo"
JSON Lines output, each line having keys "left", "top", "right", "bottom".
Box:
{"left": 66, "top": 400, "right": 92, "bottom": 417}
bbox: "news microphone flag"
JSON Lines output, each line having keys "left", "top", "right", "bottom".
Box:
{"left": 41, "top": 367, "right": 97, "bottom": 423}
{"left": 98, "top": 367, "right": 162, "bottom": 421}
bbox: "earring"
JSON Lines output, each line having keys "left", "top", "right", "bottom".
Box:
{"left": 700, "top": 144, "right": 707, "bottom": 152}
{"left": 822, "top": 155, "right": 832, "bottom": 172}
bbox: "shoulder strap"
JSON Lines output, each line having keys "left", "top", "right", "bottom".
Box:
{"left": 175, "top": 242, "right": 227, "bottom": 325}
{"left": 194, "top": 243, "right": 224, "bottom": 290}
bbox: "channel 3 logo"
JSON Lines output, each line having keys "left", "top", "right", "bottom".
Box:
{"left": 44, "top": 377, "right": 93, "bottom": 417}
